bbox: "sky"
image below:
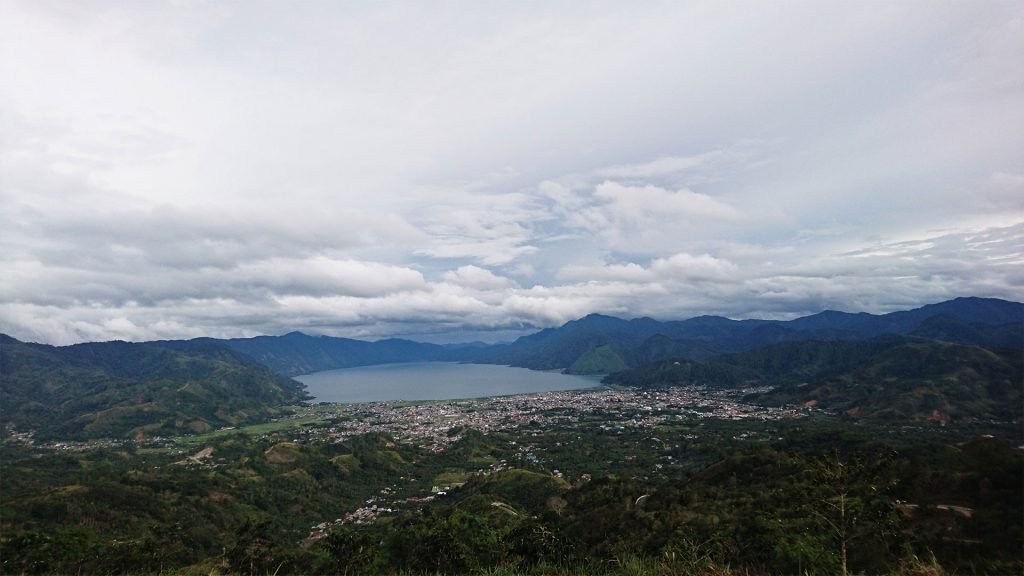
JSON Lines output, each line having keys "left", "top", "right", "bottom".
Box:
{"left": 1, "top": 0, "right": 1022, "bottom": 345}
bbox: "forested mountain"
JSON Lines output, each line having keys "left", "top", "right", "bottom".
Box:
{"left": 605, "top": 336, "right": 1023, "bottom": 421}
{"left": 1, "top": 297, "right": 1018, "bottom": 439}
{"left": 118, "top": 297, "right": 1018, "bottom": 378}
{"left": 194, "top": 331, "right": 466, "bottom": 376}
{"left": 908, "top": 313, "right": 1023, "bottom": 348}
{"left": 476, "top": 297, "right": 1023, "bottom": 374}
{"left": 0, "top": 335, "right": 309, "bottom": 439}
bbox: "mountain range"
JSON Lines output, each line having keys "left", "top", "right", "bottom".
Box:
{"left": 193, "top": 296, "right": 1023, "bottom": 376}
{"left": 190, "top": 331, "right": 463, "bottom": 377}
{"left": 0, "top": 336, "right": 309, "bottom": 439}
{"left": 605, "top": 336, "right": 1023, "bottom": 421}
{"left": 473, "top": 296, "right": 1023, "bottom": 374}
{"left": 2, "top": 296, "right": 1020, "bottom": 438}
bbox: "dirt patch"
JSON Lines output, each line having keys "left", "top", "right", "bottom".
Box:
{"left": 265, "top": 442, "right": 301, "bottom": 464}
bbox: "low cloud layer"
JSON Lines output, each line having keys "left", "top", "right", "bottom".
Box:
{"left": 1, "top": 2, "right": 1022, "bottom": 345}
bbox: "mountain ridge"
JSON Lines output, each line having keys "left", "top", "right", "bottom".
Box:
{"left": 474, "top": 296, "right": 1023, "bottom": 374}
{"left": 193, "top": 332, "right": 463, "bottom": 377}
{"left": 60, "top": 296, "right": 1019, "bottom": 377}
{"left": 2, "top": 296, "right": 1020, "bottom": 438}
{"left": 603, "top": 335, "right": 1023, "bottom": 421}
{"left": 0, "top": 335, "right": 310, "bottom": 439}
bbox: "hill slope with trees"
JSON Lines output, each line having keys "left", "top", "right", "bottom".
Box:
{"left": 474, "top": 297, "right": 1023, "bottom": 375}
{"left": 605, "top": 337, "right": 1023, "bottom": 421}
{"left": 194, "top": 331, "right": 466, "bottom": 376}
{"left": 0, "top": 335, "right": 310, "bottom": 439}
{"left": 129, "top": 297, "right": 1021, "bottom": 378}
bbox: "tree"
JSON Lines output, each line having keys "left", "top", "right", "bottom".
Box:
{"left": 227, "top": 520, "right": 283, "bottom": 576}
{"left": 809, "top": 451, "right": 903, "bottom": 576}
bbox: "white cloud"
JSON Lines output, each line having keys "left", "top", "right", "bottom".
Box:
{"left": 557, "top": 262, "right": 654, "bottom": 284}
{"left": 650, "top": 253, "right": 740, "bottom": 282}
{"left": 593, "top": 153, "right": 726, "bottom": 180}
{"left": 2, "top": 222, "right": 1020, "bottom": 345}
{"left": 593, "top": 182, "right": 742, "bottom": 224}
{"left": 549, "top": 181, "right": 746, "bottom": 255}
{"left": 411, "top": 186, "right": 545, "bottom": 265}
{"left": 442, "top": 265, "right": 514, "bottom": 290}
{"left": 505, "top": 263, "right": 537, "bottom": 279}
{"left": 417, "top": 238, "right": 538, "bottom": 266}
{"left": 235, "top": 258, "right": 427, "bottom": 298}
{"left": 977, "top": 171, "right": 1024, "bottom": 212}
{"left": 1, "top": 2, "right": 1022, "bottom": 344}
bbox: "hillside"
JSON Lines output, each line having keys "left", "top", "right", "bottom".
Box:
{"left": 475, "top": 297, "right": 1023, "bottom": 375}
{"left": 604, "top": 337, "right": 1023, "bottom": 421}
{"left": 0, "top": 335, "right": 310, "bottom": 439}
{"left": 116, "top": 298, "right": 1020, "bottom": 379}
{"left": 908, "top": 314, "right": 1022, "bottom": 349}
{"left": 7, "top": 417, "right": 1018, "bottom": 575}
{"left": 197, "top": 332, "right": 464, "bottom": 376}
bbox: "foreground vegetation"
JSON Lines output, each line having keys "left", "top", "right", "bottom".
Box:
{"left": 2, "top": 297, "right": 1020, "bottom": 574}
{"left": 2, "top": 407, "right": 1020, "bottom": 575}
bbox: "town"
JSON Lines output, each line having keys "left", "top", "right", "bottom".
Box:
{"left": 286, "top": 385, "right": 810, "bottom": 449}
{"left": 275, "top": 386, "right": 814, "bottom": 540}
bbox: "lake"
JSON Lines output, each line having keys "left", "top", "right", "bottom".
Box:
{"left": 294, "top": 362, "right": 602, "bottom": 404}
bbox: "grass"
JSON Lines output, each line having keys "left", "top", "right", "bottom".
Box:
{"left": 176, "top": 414, "right": 328, "bottom": 444}
{"left": 434, "top": 469, "right": 471, "bottom": 486}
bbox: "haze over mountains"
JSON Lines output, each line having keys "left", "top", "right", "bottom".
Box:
{"left": 197, "top": 296, "right": 1023, "bottom": 376}
{"left": 2, "top": 296, "right": 1020, "bottom": 439}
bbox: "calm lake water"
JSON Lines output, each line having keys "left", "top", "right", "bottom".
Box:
{"left": 294, "top": 362, "right": 601, "bottom": 404}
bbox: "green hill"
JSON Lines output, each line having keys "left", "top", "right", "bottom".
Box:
{"left": 195, "top": 331, "right": 462, "bottom": 376}
{"left": 0, "top": 335, "right": 310, "bottom": 439}
{"left": 568, "top": 344, "right": 628, "bottom": 375}
{"left": 476, "top": 297, "right": 1023, "bottom": 375}
{"left": 605, "top": 337, "right": 1023, "bottom": 421}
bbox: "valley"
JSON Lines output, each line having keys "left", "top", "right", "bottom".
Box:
{"left": 2, "top": 383, "right": 1021, "bottom": 575}
{"left": 1, "top": 297, "right": 1022, "bottom": 575}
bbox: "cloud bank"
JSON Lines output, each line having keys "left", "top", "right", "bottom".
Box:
{"left": 1, "top": 1, "right": 1021, "bottom": 344}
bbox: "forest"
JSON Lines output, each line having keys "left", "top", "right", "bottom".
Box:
{"left": 1, "top": 298, "right": 1021, "bottom": 574}
{"left": 2, "top": 408, "right": 1020, "bottom": 575}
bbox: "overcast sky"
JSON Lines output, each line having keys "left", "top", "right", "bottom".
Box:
{"left": 2, "top": 0, "right": 1022, "bottom": 345}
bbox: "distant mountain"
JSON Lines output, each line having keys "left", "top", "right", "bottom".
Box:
{"left": 472, "top": 315, "right": 642, "bottom": 371}
{"left": 786, "top": 297, "right": 1024, "bottom": 339}
{"left": 626, "top": 333, "right": 722, "bottom": 365}
{"left": 475, "top": 297, "right": 1023, "bottom": 374}
{"left": 162, "top": 297, "right": 1022, "bottom": 378}
{"left": 604, "top": 337, "right": 1023, "bottom": 421}
{"left": 0, "top": 335, "right": 310, "bottom": 439}
{"left": 561, "top": 335, "right": 722, "bottom": 375}
{"left": 196, "top": 332, "right": 465, "bottom": 377}
{"left": 6, "top": 297, "right": 1016, "bottom": 438}
{"left": 908, "top": 314, "right": 1022, "bottom": 349}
